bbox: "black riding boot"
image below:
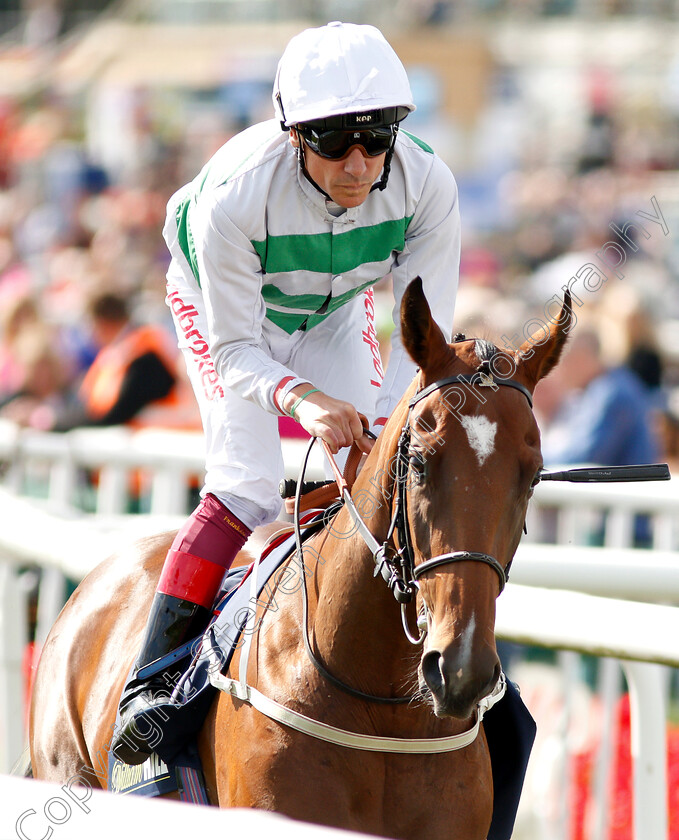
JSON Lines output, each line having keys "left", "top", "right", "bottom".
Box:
{"left": 110, "top": 592, "right": 210, "bottom": 766}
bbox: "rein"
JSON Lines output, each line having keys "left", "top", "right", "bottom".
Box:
{"left": 294, "top": 434, "right": 417, "bottom": 705}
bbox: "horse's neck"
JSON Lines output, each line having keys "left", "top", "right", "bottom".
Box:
{"left": 306, "top": 438, "right": 414, "bottom": 688}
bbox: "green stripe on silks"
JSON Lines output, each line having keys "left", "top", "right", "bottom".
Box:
{"left": 401, "top": 131, "right": 435, "bottom": 154}
{"left": 265, "top": 278, "right": 377, "bottom": 335}
{"left": 261, "top": 285, "right": 329, "bottom": 311}
{"left": 265, "top": 309, "right": 309, "bottom": 333}
{"left": 252, "top": 216, "right": 413, "bottom": 276}
{"left": 176, "top": 198, "right": 200, "bottom": 284}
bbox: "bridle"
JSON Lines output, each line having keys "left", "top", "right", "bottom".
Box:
{"left": 381, "top": 365, "right": 533, "bottom": 606}
{"left": 294, "top": 349, "right": 534, "bottom": 703}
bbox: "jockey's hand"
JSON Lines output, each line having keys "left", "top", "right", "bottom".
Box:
{"left": 283, "top": 385, "right": 374, "bottom": 456}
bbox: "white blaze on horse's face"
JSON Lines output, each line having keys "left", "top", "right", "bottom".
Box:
{"left": 459, "top": 415, "right": 497, "bottom": 466}
{"left": 455, "top": 612, "right": 476, "bottom": 679}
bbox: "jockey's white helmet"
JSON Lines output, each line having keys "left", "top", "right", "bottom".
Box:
{"left": 273, "top": 21, "right": 415, "bottom": 128}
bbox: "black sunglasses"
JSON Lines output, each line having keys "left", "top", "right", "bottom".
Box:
{"left": 296, "top": 124, "right": 397, "bottom": 160}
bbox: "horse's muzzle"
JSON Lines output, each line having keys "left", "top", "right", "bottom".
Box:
{"left": 419, "top": 647, "right": 501, "bottom": 719}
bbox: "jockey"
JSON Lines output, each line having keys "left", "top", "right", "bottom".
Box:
{"left": 112, "top": 20, "right": 461, "bottom": 764}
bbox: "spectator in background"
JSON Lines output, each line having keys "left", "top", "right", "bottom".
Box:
{"left": 595, "top": 282, "right": 666, "bottom": 410}
{"left": 0, "top": 293, "right": 43, "bottom": 398}
{"left": 657, "top": 389, "right": 679, "bottom": 477}
{"left": 0, "top": 326, "right": 78, "bottom": 429}
{"left": 1, "top": 292, "right": 189, "bottom": 431}
{"left": 75, "top": 292, "right": 181, "bottom": 429}
{"left": 540, "top": 325, "right": 660, "bottom": 468}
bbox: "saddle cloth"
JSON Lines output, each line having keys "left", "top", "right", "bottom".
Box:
{"left": 108, "top": 517, "right": 323, "bottom": 802}
{"left": 108, "top": 513, "right": 535, "bottom": 840}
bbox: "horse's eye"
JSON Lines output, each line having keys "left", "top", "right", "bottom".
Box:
{"left": 409, "top": 451, "right": 427, "bottom": 483}
{"left": 528, "top": 470, "right": 542, "bottom": 497}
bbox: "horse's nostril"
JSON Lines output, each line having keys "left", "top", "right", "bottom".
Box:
{"left": 421, "top": 650, "right": 446, "bottom": 699}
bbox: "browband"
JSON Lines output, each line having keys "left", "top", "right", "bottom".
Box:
{"left": 410, "top": 373, "right": 533, "bottom": 410}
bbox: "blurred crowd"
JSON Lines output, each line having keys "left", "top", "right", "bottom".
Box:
{"left": 0, "top": 90, "right": 200, "bottom": 434}
{"left": 452, "top": 166, "right": 679, "bottom": 475}
{"left": 1, "top": 24, "right": 679, "bottom": 476}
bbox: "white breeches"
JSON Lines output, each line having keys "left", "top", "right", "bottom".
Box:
{"left": 166, "top": 259, "right": 385, "bottom": 531}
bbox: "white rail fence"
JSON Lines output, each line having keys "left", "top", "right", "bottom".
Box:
{"left": 0, "top": 775, "right": 380, "bottom": 840}
{"left": 0, "top": 420, "right": 326, "bottom": 517}
{"left": 0, "top": 421, "right": 678, "bottom": 840}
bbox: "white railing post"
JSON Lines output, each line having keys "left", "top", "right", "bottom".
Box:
{"left": 96, "top": 463, "right": 130, "bottom": 515}
{"left": 48, "top": 455, "right": 78, "bottom": 512}
{"left": 149, "top": 468, "right": 190, "bottom": 515}
{"left": 589, "top": 658, "right": 621, "bottom": 840}
{"left": 0, "top": 562, "right": 27, "bottom": 774}
{"left": 621, "top": 660, "right": 669, "bottom": 840}
{"left": 555, "top": 650, "right": 579, "bottom": 840}
{"left": 34, "top": 566, "right": 67, "bottom": 649}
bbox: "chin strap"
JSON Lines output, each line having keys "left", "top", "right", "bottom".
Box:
{"left": 297, "top": 141, "right": 332, "bottom": 201}
{"left": 370, "top": 124, "right": 399, "bottom": 193}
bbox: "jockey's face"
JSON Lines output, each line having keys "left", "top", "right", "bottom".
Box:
{"left": 290, "top": 128, "right": 386, "bottom": 208}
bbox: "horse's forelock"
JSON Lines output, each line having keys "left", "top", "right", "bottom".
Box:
{"left": 473, "top": 339, "right": 498, "bottom": 365}
{"left": 447, "top": 337, "right": 499, "bottom": 374}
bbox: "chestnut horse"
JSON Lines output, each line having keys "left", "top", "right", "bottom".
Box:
{"left": 30, "top": 279, "right": 571, "bottom": 839}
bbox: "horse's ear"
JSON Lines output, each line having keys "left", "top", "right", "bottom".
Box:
{"left": 516, "top": 290, "right": 573, "bottom": 387}
{"left": 400, "top": 277, "right": 450, "bottom": 371}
